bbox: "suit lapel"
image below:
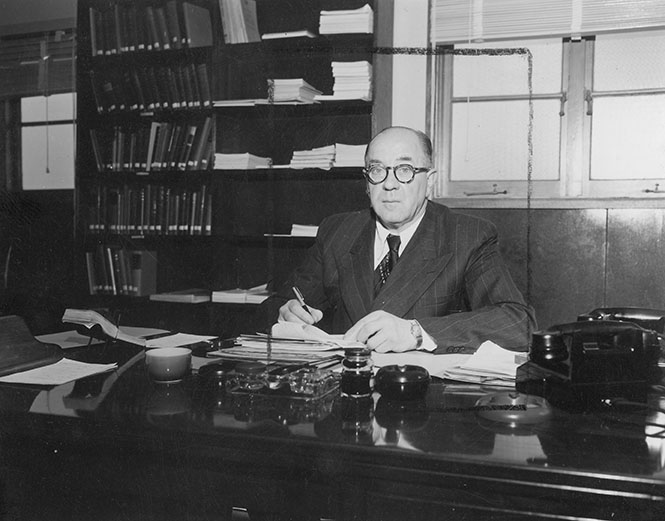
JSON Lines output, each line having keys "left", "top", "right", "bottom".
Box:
{"left": 371, "top": 204, "right": 453, "bottom": 317}
{"left": 339, "top": 217, "right": 375, "bottom": 323}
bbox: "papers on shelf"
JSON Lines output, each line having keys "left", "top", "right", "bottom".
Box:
{"left": 262, "top": 30, "right": 316, "bottom": 40}
{"left": 213, "top": 152, "right": 273, "bottom": 170}
{"left": 288, "top": 143, "right": 367, "bottom": 169}
{"left": 319, "top": 4, "right": 374, "bottom": 34}
{"left": 149, "top": 288, "right": 211, "bottom": 303}
{"left": 62, "top": 309, "right": 145, "bottom": 347}
{"left": 334, "top": 143, "right": 366, "bottom": 167}
{"left": 289, "top": 144, "right": 335, "bottom": 169}
{"left": 315, "top": 61, "right": 372, "bottom": 102}
{"left": 0, "top": 358, "right": 118, "bottom": 386}
{"left": 268, "top": 78, "right": 322, "bottom": 104}
{"left": 212, "top": 283, "right": 271, "bottom": 304}
{"left": 290, "top": 224, "right": 319, "bottom": 237}
{"left": 212, "top": 99, "right": 267, "bottom": 107}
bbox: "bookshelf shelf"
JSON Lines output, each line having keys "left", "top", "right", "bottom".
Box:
{"left": 77, "top": 0, "right": 383, "bottom": 336}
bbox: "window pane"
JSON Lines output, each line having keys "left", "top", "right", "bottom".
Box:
{"left": 22, "top": 123, "right": 75, "bottom": 190}
{"left": 450, "top": 99, "right": 560, "bottom": 181}
{"left": 590, "top": 94, "right": 665, "bottom": 180}
{"left": 453, "top": 39, "right": 562, "bottom": 97}
{"left": 594, "top": 30, "right": 665, "bottom": 91}
{"left": 21, "top": 93, "right": 75, "bottom": 122}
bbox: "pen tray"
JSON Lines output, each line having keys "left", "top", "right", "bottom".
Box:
{"left": 227, "top": 367, "right": 340, "bottom": 400}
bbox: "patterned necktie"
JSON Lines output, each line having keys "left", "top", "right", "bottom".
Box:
{"left": 374, "top": 234, "right": 401, "bottom": 295}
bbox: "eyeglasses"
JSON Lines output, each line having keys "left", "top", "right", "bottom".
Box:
{"left": 362, "top": 164, "right": 430, "bottom": 185}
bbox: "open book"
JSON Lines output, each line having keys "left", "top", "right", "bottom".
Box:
{"left": 62, "top": 309, "right": 146, "bottom": 347}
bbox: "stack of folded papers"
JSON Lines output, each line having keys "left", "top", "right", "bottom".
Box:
{"left": 289, "top": 144, "right": 336, "bottom": 169}
{"left": 319, "top": 4, "right": 374, "bottom": 34}
{"left": 316, "top": 61, "right": 372, "bottom": 102}
{"left": 334, "top": 143, "right": 367, "bottom": 167}
{"left": 268, "top": 78, "right": 322, "bottom": 104}
{"left": 213, "top": 152, "right": 272, "bottom": 170}
{"left": 212, "top": 284, "right": 271, "bottom": 304}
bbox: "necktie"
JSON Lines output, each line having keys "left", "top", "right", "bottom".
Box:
{"left": 374, "top": 234, "right": 401, "bottom": 295}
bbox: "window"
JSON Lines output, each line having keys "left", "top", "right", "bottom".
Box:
{"left": 20, "top": 93, "right": 76, "bottom": 190}
{"left": 0, "top": 29, "right": 76, "bottom": 191}
{"left": 430, "top": 1, "right": 665, "bottom": 201}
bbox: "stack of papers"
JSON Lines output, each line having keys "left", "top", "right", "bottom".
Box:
{"left": 442, "top": 341, "right": 527, "bottom": 386}
{"left": 268, "top": 78, "right": 322, "bottom": 104}
{"left": 149, "top": 288, "right": 211, "bottom": 303}
{"left": 289, "top": 144, "right": 336, "bottom": 169}
{"left": 208, "top": 322, "right": 361, "bottom": 364}
{"left": 212, "top": 283, "right": 271, "bottom": 304}
{"left": 319, "top": 4, "right": 374, "bottom": 34}
{"left": 290, "top": 224, "right": 319, "bottom": 237}
{"left": 213, "top": 152, "right": 272, "bottom": 170}
{"left": 334, "top": 143, "right": 367, "bottom": 167}
{"left": 316, "top": 61, "right": 372, "bottom": 102}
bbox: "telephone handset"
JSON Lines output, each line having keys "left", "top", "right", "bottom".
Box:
{"left": 577, "top": 307, "right": 665, "bottom": 335}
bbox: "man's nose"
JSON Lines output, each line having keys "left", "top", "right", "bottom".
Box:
{"left": 382, "top": 170, "right": 400, "bottom": 189}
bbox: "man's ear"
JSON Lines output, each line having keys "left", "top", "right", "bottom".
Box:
{"left": 426, "top": 169, "right": 437, "bottom": 198}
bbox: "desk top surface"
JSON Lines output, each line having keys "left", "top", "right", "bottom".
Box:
{"left": 1, "top": 342, "right": 665, "bottom": 520}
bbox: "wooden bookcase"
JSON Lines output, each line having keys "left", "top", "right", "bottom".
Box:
{"left": 75, "top": 0, "right": 387, "bottom": 336}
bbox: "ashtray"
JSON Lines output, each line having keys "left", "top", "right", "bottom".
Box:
{"left": 374, "top": 364, "right": 431, "bottom": 401}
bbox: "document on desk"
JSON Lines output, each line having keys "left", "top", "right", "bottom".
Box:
{"left": 372, "top": 341, "right": 524, "bottom": 386}
{"left": 0, "top": 358, "right": 117, "bottom": 386}
{"left": 145, "top": 332, "right": 218, "bottom": 349}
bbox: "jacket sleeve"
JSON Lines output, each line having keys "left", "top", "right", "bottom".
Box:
{"left": 419, "top": 226, "right": 536, "bottom": 353}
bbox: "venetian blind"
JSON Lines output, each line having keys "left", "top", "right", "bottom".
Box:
{"left": 0, "top": 29, "right": 76, "bottom": 98}
{"left": 432, "top": 0, "right": 665, "bottom": 43}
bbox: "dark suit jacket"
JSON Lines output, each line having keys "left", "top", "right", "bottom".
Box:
{"left": 261, "top": 201, "right": 535, "bottom": 353}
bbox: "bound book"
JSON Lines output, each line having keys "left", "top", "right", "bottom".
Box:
{"left": 0, "top": 315, "right": 64, "bottom": 377}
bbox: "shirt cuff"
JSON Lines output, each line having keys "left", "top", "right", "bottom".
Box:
{"left": 418, "top": 327, "right": 437, "bottom": 352}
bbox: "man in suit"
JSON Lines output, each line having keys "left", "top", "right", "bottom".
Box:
{"left": 264, "top": 126, "right": 535, "bottom": 354}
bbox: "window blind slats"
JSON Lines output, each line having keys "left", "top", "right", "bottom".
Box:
{"left": 432, "top": 0, "right": 665, "bottom": 43}
{"left": 0, "top": 30, "right": 75, "bottom": 97}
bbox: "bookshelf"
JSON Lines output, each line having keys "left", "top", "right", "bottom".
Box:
{"left": 76, "top": 0, "right": 386, "bottom": 336}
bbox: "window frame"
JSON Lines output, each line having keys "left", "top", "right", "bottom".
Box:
{"left": 431, "top": 31, "right": 665, "bottom": 206}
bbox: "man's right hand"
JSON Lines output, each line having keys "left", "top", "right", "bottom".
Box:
{"left": 278, "top": 299, "right": 323, "bottom": 325}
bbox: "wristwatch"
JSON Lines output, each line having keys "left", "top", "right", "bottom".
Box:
{"left": 409, "top": 319, "right": 423, "bottom": 349}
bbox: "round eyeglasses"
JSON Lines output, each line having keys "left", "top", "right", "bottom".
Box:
{"left": 362, "top": 164, "right": 430, "bottom": 185}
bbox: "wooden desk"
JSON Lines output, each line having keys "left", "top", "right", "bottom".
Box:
{"left": 1, "top": 342, "right": 664, "bottom": 520}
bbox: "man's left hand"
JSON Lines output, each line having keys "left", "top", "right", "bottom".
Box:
{"left": 343, "top": 311, "right": 417, "bottom": 353}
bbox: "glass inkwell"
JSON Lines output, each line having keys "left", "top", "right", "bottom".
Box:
{"left": 341, "top": 346, "right": 373, "bottom": 397}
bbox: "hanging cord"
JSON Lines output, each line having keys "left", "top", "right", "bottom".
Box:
{"left": 40, "top": 37, "right": 51, "bottom": 173}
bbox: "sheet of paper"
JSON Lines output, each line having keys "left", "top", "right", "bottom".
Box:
{"left": 442, "top": 341, "right": 526, "bottom": 386}
{"left": 372, "top": 351, "right": 470, "bottom": 379}
{"left": 120, "top": 326, "right": 170, "bottom": 339}
{"left": 271, "top": 321, "right": 364, "bottom": 348}
{"left": 35, "top": 331, "right": 104, "bottom": 349}
{"left": 0, "top": 358, "right": 117, "bottom": 386}
{"left": 145, "top": 333, "right": 217, "bottom": 349}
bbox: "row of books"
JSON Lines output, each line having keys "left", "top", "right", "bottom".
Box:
{"left": 90, "top": 118, "right": 213, "bottom": 173}
{"left": 85, "top": 246, "right": 157, "bottom": 297}
{"left": 87, "top": 184, "right": 212, "bottom": 236}
{"left": 89, "top": 62, "right": 211, "bottom": 114}
{"left": 288, "top": 143, "right": 367, "bottom": 169}
{"left": 219, "top": 0, "right": 260, "bottom": 44}
{"left": 89, "top": 1, "right": 212, "bottom": 56}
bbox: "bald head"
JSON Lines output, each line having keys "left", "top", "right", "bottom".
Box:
{"left": 365, "top": 127, "right": 433, "bottom": 168}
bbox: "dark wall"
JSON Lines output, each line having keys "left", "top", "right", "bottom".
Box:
{"left": 458, "top": 206, "right": 665, "bottom": 330}
{"left": 0, "top": 189, "right": 84, "bottom": 334}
